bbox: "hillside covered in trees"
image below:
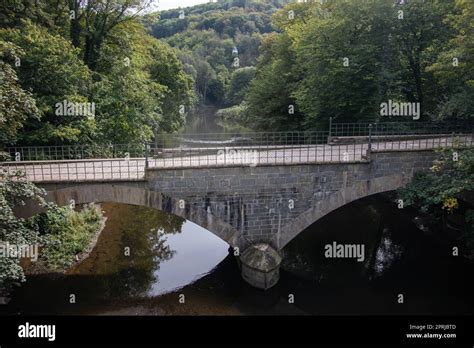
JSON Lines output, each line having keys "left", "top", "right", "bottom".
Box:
{"left": 146, "top": 0, "right": 474, "bottom": 132}
{"left": 144, "top": 0, "right": 289, "bottom": 109}
{"left": 1, "top": 0, "right": 473, "bottom": 146}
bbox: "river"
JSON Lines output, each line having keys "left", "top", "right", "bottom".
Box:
{"left": 3, "top": 194, "right": 473, "bottom": 316}
{"left": 179, "top": 105, "right": 252, "bottom": 135}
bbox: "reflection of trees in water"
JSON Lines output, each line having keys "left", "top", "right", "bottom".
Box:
{"left": 149, "top": 227, "right": 175, "bottom": 264}
{"left": 366, "top": 195, "right": 411, "bottom": 280}
{"left": 115, "top": 205, "right": 184, "bottom": 297}
{"left": 370, "top": 228, "right": 403, "bottom": 278}
{"left": 71, "top": 203, "right": 185, "bottom": 299}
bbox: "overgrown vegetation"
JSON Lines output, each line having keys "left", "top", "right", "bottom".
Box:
{"left": 243, "top": 0, "right": 474, "bottom": 130}
{"left": 30, "top": 203, "right": 103, "bottom": 271}
{"left": 398, "top": 147, "right": 474, "bottom": 253}
{"left": 0, "top": 171, "right": 44, "bottom": 287}
{"left": 0, "top": 0, "right": 195, "bottom": 147}
{"left": 0, "top": 171, "right": 104, "bottom": 291}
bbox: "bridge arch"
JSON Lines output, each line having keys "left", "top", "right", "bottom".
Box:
{"left": 34, "top": 182, "right": 240, "bottom": 247}
{"left": 274, "top": 173, "right": 407, "bottom": 249}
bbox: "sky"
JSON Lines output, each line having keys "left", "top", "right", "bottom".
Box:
{"left": 152, "top": 0, "right": 210, "bottom": 11}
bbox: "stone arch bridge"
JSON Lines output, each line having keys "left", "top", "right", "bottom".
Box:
{"left": 4, "top": 128, "right": 472, "bottom": 288}
{"left": 32, "top": 150, "right": 436, "bottom": 250}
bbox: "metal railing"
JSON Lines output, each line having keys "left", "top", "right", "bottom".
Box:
{"left": 1, "top": 121, "right": 473, "bottom": 182}
{"left": 1, "top": 158, "right": 145, "bottom": 182}
{"left": 329, "top": 119, "right": 473, "bottom": 138}
{"left": 149, "top": 130, "right": 368, "bottom": 168}
{"left": 4, "top": 143, "right": 147, "bottom": 162}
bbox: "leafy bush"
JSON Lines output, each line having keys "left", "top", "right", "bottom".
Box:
{"left": 215, "top": 103, "right": 248, "bottom": 122}
{"left": 399, "top": 148, "right": 474, "bottom": 253}
{"left": 33, "top": 203, "right": 103, "bottom": 271}
{"left": 399, "top": 148, "right": 474, "bottom": 213}
{"left": 0, "top": 171, "right": 45, "bottom": 288}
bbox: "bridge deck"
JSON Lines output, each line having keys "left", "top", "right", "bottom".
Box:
{"left": 1, "top": 136, "right": 472, "bottom": 182}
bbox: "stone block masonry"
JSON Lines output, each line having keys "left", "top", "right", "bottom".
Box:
{"left": 145, "top": 150, "right": 438, "bottom": 250}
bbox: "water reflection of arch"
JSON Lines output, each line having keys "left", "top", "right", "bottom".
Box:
{"left": 28, "top": 182, "right": 240, "bottom": 247}
{"left": 275, "top": 174, "right": 407, "bottom": 249}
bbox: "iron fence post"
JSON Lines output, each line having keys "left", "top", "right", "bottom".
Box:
{"left": 328, "top": 117, "right": 333, "bottom": 144}
{"left": 367, "top": 123, "right": 373, "bottom": 160}
{"left": 145, "top": 142, "right": 149, "bottom": 170}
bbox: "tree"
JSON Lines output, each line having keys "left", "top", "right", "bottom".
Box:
{"left": 391, "top": 0, "right": 456, "bottom": 117}
{"left": 79, "top": 0, "right": 152, "bottom": 69}
{"left": 92, "top": 62, "right": 163, "bottom": 144}
{"left": 0, "top": 41, "right": 39, "bottom": 146}
{"left": 226, "top": 66, "right": 256, "bottom": 105}
{"left": 428, "top": 0, "right": 474, "bottom": 120}
{"left": 145, "top": 1, "right": 287, "bottom": 109}
{"left": 0, "top": 0, "right": 69, "bottom": 32}
{"left": 293, "top": 0, "right": 398, "bottom": 126}
{"left": 0, "top": 21, "right": 93, "bottom": 145}
{"left": 92, "top": 20, "right": 195, "bottom": 140}
{"left": 148, "top": 40, "right": 196, "bottom": 133}
{"left": 245, "top": 33, "right": 304, "bottom": 131}
{"left": 246, "top": 0, "right": 461, "bottom": 129}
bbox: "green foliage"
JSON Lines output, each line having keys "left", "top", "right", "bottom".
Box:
{"left": 147, "top": 40, "right": 196, "bottom": 133}
{"left": 0, "top": 170, "right": 44, "bottom": 287}
{"left": 293, "top": 0, "right": 398, "bottom": 126}
{"left": 145, "top": 1, "right": 287, "bottom": 105}
{"left": 1, "top": 3, "right": 196, "bottom": 146}
{"left": 0, "top": 0, "right": 69, "bottom": 32}
{"left": 215, "top": 102, "right": 248, "bottom": 123}
{"left": 246, "top": 0, "right": 469, "bottom": 130}
{"left": 0, "top": 41, "right": 40, "bottom": 146}
{"left": 399, "top": 148, "right": 474, "bottom": 253}
{"left": 149, "top": 0, "right": 287, "bottom": 39}
{"left": 245, "top": 33, "right": 304, "bottom": 130}
{"left": 32, "top": 204, "right": 103, "bottom": 271}
{"left": 428, "top": 0, "right": 474, "bottom": 120}
{"left": 2, "top": 0, "right": 471, "bottom": 139}
{"left": 0, "top": 170, "right": 104, "bottom": 286}
{"left": 226, "top": 66, "right": 256, "bottom": 105}
{"left": 0, "top": 21, "right": 93, "bottom": 145}
{"left": 92, "top": 20, "right": 195, "bottom": 140}
{"left": 399, "top": 148, "right": 474, "bottom": 213}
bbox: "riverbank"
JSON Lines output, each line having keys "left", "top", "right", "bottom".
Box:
{"left": 24, "top": 210, "right": 107, "bottom": 276}
{"left": 1, "top": 204, "right": 106, "bottom": 306}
